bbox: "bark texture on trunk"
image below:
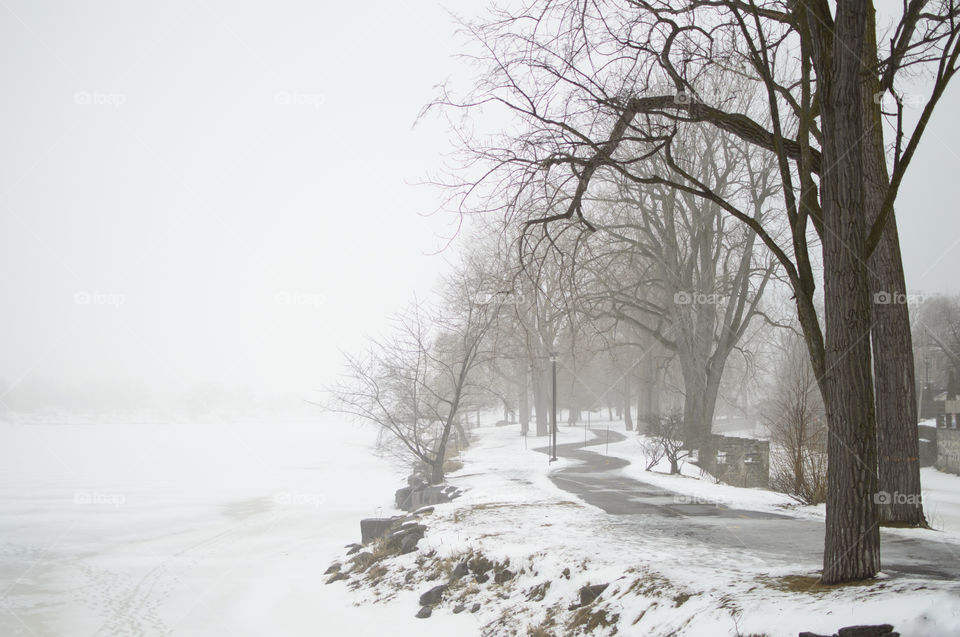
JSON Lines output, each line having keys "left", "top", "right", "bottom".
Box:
{"left": 531, "top": 361, "right": 550, "bottom": 436}
{"left": 860, "top": 6, "right": 926, "bottom": 527}
{"left": 815, "top": 0, "right": 881, "bottom": 584}
{"left": 519, "top": 364, "right": 530, "bottom": 435}
{"left": 623, "top": 376, "right": 634, "bottom": 431}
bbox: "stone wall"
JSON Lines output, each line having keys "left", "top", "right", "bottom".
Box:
{"left": 936, "top": 427, "right": 960, "bottom": 475}
{"left": 710, "top": 434, "right": 770, "bottom": 489}
{"left": 395, "top": 480, "right": 462, "bottom": 511}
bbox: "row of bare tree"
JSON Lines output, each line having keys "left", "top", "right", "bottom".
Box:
{"left": 414, "top": 0, "right": 960, "bottom": 584}
{"left": 329, "top": 0, "right": 959, "bottom": 585}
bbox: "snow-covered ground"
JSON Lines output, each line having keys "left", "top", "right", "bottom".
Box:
{"left": 0, "top": 415, "right": 476, "bottom": 636}
{"left": 8, "top": 414, "right": 958, "bottom": 636}
{"left": 919, "top": 466, "right": 960, "bottom": 534}
{"left": 328, "top": 420, "right": 960, "bottom": 637}
{"left": 606, "top": 426, "right": 960, "bottom": 533}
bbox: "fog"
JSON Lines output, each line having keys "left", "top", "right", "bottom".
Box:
{"left": 1, "top": 0, "right": 959, "bottom": 413}
{"left": 0, "top": 0, "right": 482, "bottom": 412}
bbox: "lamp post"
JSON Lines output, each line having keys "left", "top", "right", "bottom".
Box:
{"left": 550, "top": 351, "right": 558, "bottom": 461}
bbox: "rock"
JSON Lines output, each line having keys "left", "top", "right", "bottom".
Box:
{"left": 398, "top": 528, "right": 425, "bottom": 555}
{"left": 323, "top": 562, "right": 341, "bottom": 575}
{"left": 325, "top": 572, "right": 348, "bottom": 584}
{"left": 837, "top": 626, "right": 897, "bottom": 637}
{"left": 494, "top": 569, "right": 515, "bottom": 584}
{"left": 470, "top": 603, "right": 481, "bottom": 613}
{"left": 416, "top": 606, "right": 433, "bottom": 619}
{"left": 360, "top": 517, "right": 398, "bottom": 544}
{"left": 799, "top": 626, "right": 898, "bottom": 637}
{"left": 413, "top": 505, "right": 435, "bottom": 516}
{"left": 452, "top": 604, "right": 466, "bottom": 614}
{"left": 384, "top": 523, "right": 425, "bottom": 556}
{"left": 345, "top": 543, "right": 362, "bottom": 555}
{"left": 350, "top": 552, "right": 374, "bottom": 571}
{"left": 579, "top": 583, "right": 609, "bottom": 606}
{"left": 561, "top": 567, "right": 571, "bottom": 579}
{"left": 395, "top": 487, "right": 413, "bottom": 509}
{"left": 475, "top": 573, "right": 489, "bottom": 584}
{"left": 526, "top": 581, "right": 550, "bottom": 602}
{"left": 450, "top": 561, "right": 469, "bottom": 581}
{"left": 419, "top": 584, "right": 448, "bottom": 606}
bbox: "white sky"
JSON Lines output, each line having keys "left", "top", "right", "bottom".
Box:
{"left": 0, "top": 0, "right": 479, "bottom": 403}
{"left": 0, "top": 0, "right": 958, "bottom": 407}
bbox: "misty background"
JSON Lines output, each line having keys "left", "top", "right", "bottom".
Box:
{"left": 1, "top": 0, "right": 958, "bottom": 416}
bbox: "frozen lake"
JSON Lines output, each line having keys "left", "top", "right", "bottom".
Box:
{"left": 0, "top": 416, "right": 476, "bottom": 636}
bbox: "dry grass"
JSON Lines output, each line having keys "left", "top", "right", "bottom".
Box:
{"left": 761, "top": 574, "right": 882, "bottom": 594}
{"left": 568, "top": 607, "right": 620, "bottom": 634}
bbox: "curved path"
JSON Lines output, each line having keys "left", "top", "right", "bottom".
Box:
{"left": 534, "top": 426, "right": 960, "bottom": 581}
{"left": 539, "top": 428, "right": 787, "bottom": 519}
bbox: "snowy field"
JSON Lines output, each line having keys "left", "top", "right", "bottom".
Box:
{"left": 0, "top": 415, "right": 477, "bottom": 636}
{"left": 5, "top": 416, "right": 959, "bottom": 636}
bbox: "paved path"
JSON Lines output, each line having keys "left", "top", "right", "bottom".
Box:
{"left": 543, "top": 428, "right": 787, "bottom": 519}
{"left": 534, "top": 426, "right": 960, "bottom": 581}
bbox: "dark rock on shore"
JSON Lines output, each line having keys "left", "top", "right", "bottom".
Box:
{"left": 800, "top": 625, "right": 898, "bottom": 637}
{"left": 494, "top": 569, "right": 515, "bottom": 584}
{"left": 579, "top": 583, "right": 609, "bottom": 606}
{"left": 419, "top": 584, "right": 448, "bottom": 606}
{"left": 416, "top": 606, "right": 433, "bottom": 619}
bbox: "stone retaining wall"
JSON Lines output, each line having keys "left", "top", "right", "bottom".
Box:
{"left": 710, "top": 434, "right": 770, "bottom": 489}
{"left": 936, "top": 427, "right": 960, "bottom": 475}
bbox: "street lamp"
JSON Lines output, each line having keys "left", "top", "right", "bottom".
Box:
{"left": 550, "top": 351, "right": 558, "bottom": 461}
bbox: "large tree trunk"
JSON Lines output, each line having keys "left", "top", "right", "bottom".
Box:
{"left": 815, "top": 0, "right": 881, "bottom": 584}
{"left": 519, "top": 363, "right": 530, "bottom": 435}
{"left": 431, "top": 416, "right": 457, "bottom": 485}
{"left": 860, "top": 6, "right": 926, "bottom": 527}
{"left": 531, "top": 360, "right": 550, "bottom": 436}
{"left": 646, "top": 356, "right": 660, "bottom": 423}
{"left": 637, "top": 375, "right": 645, "bottom": 433}
{"left": 678, "top": 358, "right": 720, "bottom": 470}
{"left": 623, "top": 376, "right": 634, "bottom": 431}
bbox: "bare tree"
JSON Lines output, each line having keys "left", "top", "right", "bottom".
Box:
{"left": 327, "top": 276, "right": 496, "bottom": 484}
{"left": 765, "top": 331, "right": 828, "bottom": 505}
{"left": 570, "top": 124, "right": 779, "bottom": 466}
{"left": 432, "top": 0, "right": 960, "bottom": 582}
{"left": 644, "top": 411, "right": 691, "bottom": 475}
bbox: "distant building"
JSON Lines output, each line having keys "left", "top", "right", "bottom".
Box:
{"left": 936, "top": 398, "right": 960, "bottom": 475}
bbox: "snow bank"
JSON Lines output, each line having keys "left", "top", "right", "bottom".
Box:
{"left": 327, "top": 420, "right": 960, "bottom": 637}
